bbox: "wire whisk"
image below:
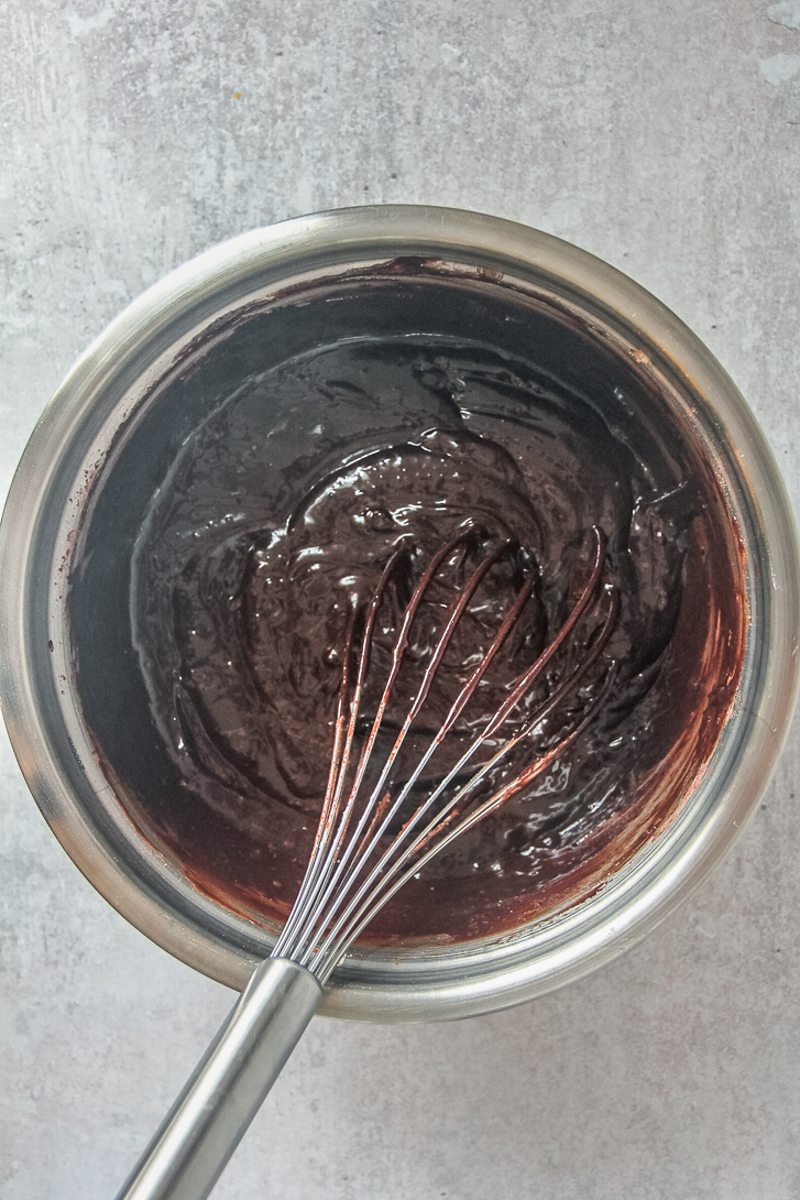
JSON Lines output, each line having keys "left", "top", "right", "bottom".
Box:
{"left": 118, "top": 524, "right": 618, "bottom": 1200}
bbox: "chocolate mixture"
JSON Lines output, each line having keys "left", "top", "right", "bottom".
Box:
{"left": 119, "top": 320, "right": 744, "bottom": 942}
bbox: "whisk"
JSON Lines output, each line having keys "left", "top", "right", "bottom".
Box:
{"left": 118, "top": 527, "right": 617, "bottom": 1200}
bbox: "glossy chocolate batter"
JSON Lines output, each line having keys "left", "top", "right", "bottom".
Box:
{"left": 119, "top": 309, "right": 745, "bottom": 942}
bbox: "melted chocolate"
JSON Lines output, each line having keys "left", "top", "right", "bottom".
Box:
{"left": 69, "top": 272, "right": 746, "bottom": 943}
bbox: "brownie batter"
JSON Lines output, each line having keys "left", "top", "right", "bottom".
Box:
{"left": 124, "top": 330, "right": 745, "bottom": 942}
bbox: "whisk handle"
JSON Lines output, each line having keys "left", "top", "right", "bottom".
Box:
{"left": 115, "top": 957, "right": 322, "bottom": 1200}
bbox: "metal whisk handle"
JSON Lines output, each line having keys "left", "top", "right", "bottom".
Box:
{"left": 115, "top": 958, "right": 322, "bottom": 1200}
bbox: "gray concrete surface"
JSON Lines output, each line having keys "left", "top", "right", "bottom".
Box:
{"left": 2, "top": 1, "right": 799, "bottom": 1197}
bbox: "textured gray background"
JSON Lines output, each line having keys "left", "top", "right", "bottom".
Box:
{"left": 2, "top": 1, "right": 799, "bottom": 1197}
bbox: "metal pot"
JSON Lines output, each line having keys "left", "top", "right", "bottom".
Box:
{"left": 1, "top": 205, "right": 797, "bottom": 1022}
